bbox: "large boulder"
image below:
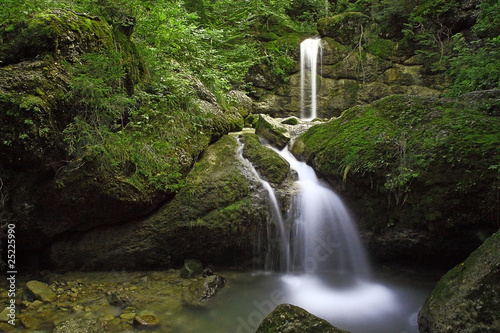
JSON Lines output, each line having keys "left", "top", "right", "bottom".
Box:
{"left": 291, "top": 94, "right": 500, "bottom": 268}
{"left": 256, "top": 303, "right": 350, "bottom": 333}
{"left": 49, "top": 135, "right": 293, "bottom": 270}
{"left": 418, "top": 231, "right": 500, "bottom": 332}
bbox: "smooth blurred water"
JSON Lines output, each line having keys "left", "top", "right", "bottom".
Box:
{"left": 300, "top": 37, "right": 322, "bottom": 120}
{"left": 177, "top": 270, "right": 432, "bottom": 333}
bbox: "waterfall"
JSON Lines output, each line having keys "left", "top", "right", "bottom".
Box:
{"left": 300, "top": 38, "right": 322, "bottom": 120}
{"left": 236, "top": 134, "right": 369, "bottom": 277}
{"left": 276, "top": 148, "right": 371, "bottom": 277}
{"left": 236, "top": 139, "right": 291, "bottom": 272}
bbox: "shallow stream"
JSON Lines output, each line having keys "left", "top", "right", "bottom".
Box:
{"left": 4, "top": 268, "right": 435, "bottom": 332}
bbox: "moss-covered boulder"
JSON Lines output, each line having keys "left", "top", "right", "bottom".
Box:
{"left": 256, "top": 303, "right": 350, "bottom": 333}
{"left": 418, "top": 231, "right": 500, "bottom": 332}
{"left": 240, "top": 133, "right": 290, "bottom": 185}
{"left": 0, "top": 9, "right": 243, "bottom": 266}
{"left": 255, "top": 114, "right": 291, "bottom": 149}
{"left": 292, "top": 94, "right": 500, "bottom": 267}
{"left": 49, "top": 135, "right": 280, "bottom": 270}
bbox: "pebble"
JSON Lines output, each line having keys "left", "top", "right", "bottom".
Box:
{"left": 120, "top": 312, "right": 136, "bottom": 321}
{"left": 134, "top": 314, "right": 160, "bottom": 327}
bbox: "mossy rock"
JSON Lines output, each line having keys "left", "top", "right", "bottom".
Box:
{"left": 292, "top": 94, "right": 500, "bottom": 265}
{"left": 49, "top": 135, "right": 270, "bottom": 270}
{"left": 255, "top": 303, "right": 350, "bottom": 333}
{"left": 317, "top": 12, "right": 371, "bottom": 47}
{"left": 255, "top": 114, "right": 291, "bottom": 149}
{"left": 0, "top": 9, "right": 112, "bottom": 65}
{"left": 240, "top": 133, "right": 290, "bottom": 185}
{"left": 180, "top": 259, "right": 203, "bottom": 279}
{"left": 418, "top": 231, "right": 500, "bottom": 332}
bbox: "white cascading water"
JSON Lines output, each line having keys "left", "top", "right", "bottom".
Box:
{"left": 275, "top": 147, "right": 370, "bottom": 276}
{"left": 274, "top": 147, "right": 399, "bottom": 331}
{"left": 300, "top": 37, "right": 322, "bottom": 120}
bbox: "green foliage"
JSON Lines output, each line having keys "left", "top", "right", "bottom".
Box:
{"left": 447, "top": 0, "right": 500, "bottom": 96}
{"left": 448, "top": 35, "right": 500, "bottom": 96}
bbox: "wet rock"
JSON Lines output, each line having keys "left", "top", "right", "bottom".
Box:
{"left": 120, "top": 312, "right": 136, "bottom": 321}
{"left": 229, "top": 90, "right": 254, "bottom": 118}
{"left": 256, "top": 303, "right": 350, "bottom": 333}
{"left": 418, "top": 231, "right": 500, "bottom": 333}
{"left": 240, "top": 133, "right": 290, "bottom": 185}
{"left": 180, "top": 259, "right": 203, "bottom": 279}
{"left": 0, "top": 308, "right": 10, "bottom": 323}
{"left": 134, "top": 314, "right": 160, "bottom": 327}
{"left": 106, "top": 291, "right": 134, "bottom": 307}
{"left": 182, "top": 275, "right": 226, "bottom": 307}
{"left": 26, "top": 280, "right": 57, "bottom": 302}
{"left": 281, "top": 117, "right": 299, "bottom": 125}
{"left": 53, "top": 318, "right": 113, "bottom": 333}
{"left": 255, "top": 114, "right": 291, "bottom": 149}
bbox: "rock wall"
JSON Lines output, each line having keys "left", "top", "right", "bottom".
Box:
{"left": 248, "top": 12, "right": 450, "bottom": 119}
{"left": 0, "top": 9, "right": 244, "bottom": 269}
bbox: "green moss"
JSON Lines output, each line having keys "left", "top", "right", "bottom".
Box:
{"left": 317, "top": 12, "right": 370, "bottom": 45}
{"left": 240, "top": 133, "right": 290, "bottom": 184}
{"left": 365, "top": 36, "right": 399, "bottom": 60}
{"left": 1, "top": 9, "right": 112, "bottom": 64}
{"left": 293, "top": 95, "right": 500, "bottom": 231}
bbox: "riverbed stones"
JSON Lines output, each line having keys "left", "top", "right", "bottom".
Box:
{"left": 256, "top": 303, "right": 350, "bottom": 333}
{"left": 53, "top": 318, "right": 112, "bottom": 333}
{"left": 26, "top": 280, "right": 57, "bottom": 302}
{"left": 182, "top": 275, "right": 226, "bottom": 307}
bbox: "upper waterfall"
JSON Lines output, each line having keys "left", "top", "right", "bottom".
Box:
{"left": 300, "top": 38, "right": 322, "bottom": 120}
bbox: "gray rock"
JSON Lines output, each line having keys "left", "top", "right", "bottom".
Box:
{"left": 255, "top": 114, "right": 291, "bottom": 149}
{"left": 26, "top": 280, "right": 57, "bottom": 302}
{"left": 182, "top": 275, "right": 226, "bottom": 307}
{"left": 53, "top": 318, "right": 112, "bottom": 333}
